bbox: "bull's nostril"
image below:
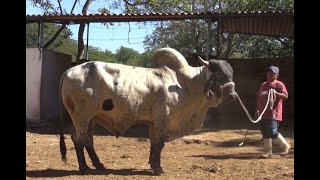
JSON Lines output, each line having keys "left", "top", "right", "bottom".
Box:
{"left": 222, "top": 93, "right": 237, "bottom": 104}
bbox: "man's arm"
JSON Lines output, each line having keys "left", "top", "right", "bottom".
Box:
{"left": 274, "top": 91, "right": 288, "bottom": 100}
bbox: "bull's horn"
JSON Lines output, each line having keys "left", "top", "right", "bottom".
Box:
{"left": 197, "top": 56, "right": 209, "bottom": 67}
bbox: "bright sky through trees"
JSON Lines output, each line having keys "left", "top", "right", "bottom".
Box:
{"left": 26, "top": 0, "right": 155, "bottom": 53}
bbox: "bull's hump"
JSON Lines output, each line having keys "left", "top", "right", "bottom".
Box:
{"left": 153, "top": 48, "right": 190, "bottom": 70}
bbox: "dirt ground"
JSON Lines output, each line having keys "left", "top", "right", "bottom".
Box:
{"left": 26, "top": 125, "right": 294, "bottom": 180}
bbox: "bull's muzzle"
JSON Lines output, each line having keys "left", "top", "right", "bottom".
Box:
{"left": 221, "top": 82, "right": 237, "bottom": 104}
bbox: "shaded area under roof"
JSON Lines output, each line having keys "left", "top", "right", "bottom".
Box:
{"left": 26, "top": 11, "right": 294, "bottom": 38}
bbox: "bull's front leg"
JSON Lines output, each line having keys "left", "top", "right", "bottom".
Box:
{"left": 148, "top": 125, "right": 165, "bottom": 176}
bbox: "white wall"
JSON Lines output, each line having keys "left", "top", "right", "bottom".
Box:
{"left": 26, "top": 48, "right": 72, "bottom": 123}
{"left": 26, "top": 48, "right": 42, "bottom": 122}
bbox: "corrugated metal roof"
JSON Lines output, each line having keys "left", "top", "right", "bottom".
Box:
{"left": 26, "top": 12, "right": 221, "bottom": 23}
{"left": 26, "top": 11, "right": 293, "bottom": 38}
{"left": 220, "top": 11, "right": 293, "bottom": 38}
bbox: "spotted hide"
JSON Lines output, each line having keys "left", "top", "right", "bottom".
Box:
{"left": 59, "top": 47, "right": 237, "bottom": 175}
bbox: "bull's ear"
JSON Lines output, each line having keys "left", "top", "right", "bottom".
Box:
{"left": 197, "top": 56, "right": 209, "bottom": 67}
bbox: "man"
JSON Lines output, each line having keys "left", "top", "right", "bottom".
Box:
{"left": 256, "top": 65, "right": 291, "bottom": 158}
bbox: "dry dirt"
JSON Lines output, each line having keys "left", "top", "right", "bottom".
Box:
{"left": 26, "top": 126, "right": 294, "bottom": 180}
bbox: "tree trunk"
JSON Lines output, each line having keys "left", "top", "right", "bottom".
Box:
{"left": 43, "top": 24, "right": 66, "bottom": 48}
{"left": 76, "top": 23, "right": 86, "bottom": 62}
{"left": 76, "top": 0, "right": 93, "bottom": 64}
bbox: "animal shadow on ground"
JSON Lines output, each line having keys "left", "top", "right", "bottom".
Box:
{"left": 232, "top": 129, "right": 294, "bottom": 139}
{"left": 26, "top": 168, "right": 155, "bottom": 178}
{"left": 188, "top": 137, "right": 294, "bottom": 160}
{"left": 189, "top": 153, "right": 263, "bottom": 160}
{"left": 189, "top": 150, "right": 294, "bottom": 160}
{"left": 216, "top": 138, "right": 262, "bottom": 147}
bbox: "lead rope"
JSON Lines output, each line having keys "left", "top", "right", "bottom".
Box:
{"left": 237, "top": 88, "right": 276, "bottom": 146}
{"left": 237, "top": 88, "right": 276, "bottom": 123}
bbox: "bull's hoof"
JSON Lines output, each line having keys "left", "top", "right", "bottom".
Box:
{"left": 95, "top": 163, "right": 107, "bottom": 171}
{"left": 79, "top": 165, "right": 90, "bottom": 174}
{"left": 152, "top": 167, "right": 164, "bottom": 176}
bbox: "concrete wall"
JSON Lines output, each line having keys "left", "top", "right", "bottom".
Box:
{"left": 40, "top": 50, "right": 72, "bottom": 121}
{"left": 26, "top": 48, "right": 71, "bottom": 123}
{"left": 203, "top": 58, "right": 294, "bottom": 129}
{"left": 26, "top": 49, "right": 42, "bottom": 122}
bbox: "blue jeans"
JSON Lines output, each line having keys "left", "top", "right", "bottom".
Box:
{"left": 260, "top": 118, "right": 279, "bottom": 139}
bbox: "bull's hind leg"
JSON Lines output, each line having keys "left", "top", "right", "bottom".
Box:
{"left": 71, "top": 131, "right": 90, "bottom": 174}
{"left": 148, "top": 125, "right": 165, "bottom": 176}
{"left": 83, "top": 119, "right": 106, "bottom": 171}
{"left": 70, "top": 114, "right": 97, "bottom": 174}
{"left": 64, "top": 93, "right": 104, "bottom": 173}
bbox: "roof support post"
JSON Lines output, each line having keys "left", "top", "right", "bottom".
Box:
{"left": 38, "top": 22, "right": 44, "bottom": 61}
{"left": 38, "top": 22, "right": 44, "bottom": 48}
{"left": 206, "top": 19, "right": 213, "bottom": 61}
{"left": 216, "top": 19, "right": 220, "bottom": 58}
{"left": 216, "top": 0, "right": 222, "bottom": 58}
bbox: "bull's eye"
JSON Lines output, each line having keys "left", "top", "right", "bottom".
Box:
{"left": 215, "top": 71, "right": 224, "bottom": 79}
{"left": 206, "top": 70, "right": 213, "bottom": 80}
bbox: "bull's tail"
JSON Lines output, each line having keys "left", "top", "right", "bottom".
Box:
{"left": 60, "top": 133, "right": 67, "bottom": 164}
{"left": 59, "top": 71, "right": 68, "bottom": 165}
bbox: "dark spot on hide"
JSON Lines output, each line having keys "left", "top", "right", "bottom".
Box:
{"left": 83, "top": 61, "right": 96, "bottom": 70}
{"left": 83, "top": 62, "right": 96, "bottom": 77}
{"left": 114, "top": 81, "right": 118, "bottom": 86}
{"left": 103, "top": 99, "right": 114, "bottom": 111}
{"left": 154, "top": 72, "right": 163, "bottom": 79}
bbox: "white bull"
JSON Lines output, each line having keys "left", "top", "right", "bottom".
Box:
{"left": 59, "top": 47, "right": 236, "bottom": 175}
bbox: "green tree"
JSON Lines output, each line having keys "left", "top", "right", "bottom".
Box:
{"left": 126, "top": 0, "right": 294, "bottom": 58}
{"left": 115, "top": 46, "right": 140, "bottom": 64}
{"left": 112, "top": 0, "right": 219, "bottom": 56}
{"left": 26, "top": 23, "right": 73, "bottom": 48}
{"left": 87, "top": 46, "right": 116, "bottom": 63}
{"left": 126, "top": 50, "right": 154, "bottom": 67}
{"left": 138, "top": 51, "right": 154, "bottom": 67}
{"left": 223, "top": 0, "right": 294, "bottom": 12}
{"left": 218, "top": 0, "right": 294, "bottom": 58}
{"left": 28, "top": 0, "right": 78, "bottom": 49}
{"left": 28, "top": 0, "right": 294, "bottom": 59}
{"left": 26, "top": 23, "right": 40, "bottom": 48}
